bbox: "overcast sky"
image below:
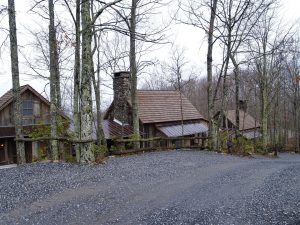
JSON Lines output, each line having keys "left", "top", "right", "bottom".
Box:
{"left": 0, "top": 0, "right": 299, "bottom": 108}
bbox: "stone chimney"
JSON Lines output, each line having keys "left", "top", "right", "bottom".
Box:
{"left": 239, "top": 100, "right": 247, "bottom": 112}
{"left": 113, "top": 71, "right": 131, "bottom": 124}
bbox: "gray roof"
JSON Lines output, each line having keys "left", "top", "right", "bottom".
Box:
{"left": 225, "top": 110, "right": 260, "bottom": 130}
{"left": 242, "top": 130, "right": 261, "bottom": 139}
{"left": 157, "top": 122, "right": 208, "bottom": 137}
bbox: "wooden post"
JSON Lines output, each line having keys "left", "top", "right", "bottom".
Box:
{"left": 4, "top": 140, "right": 9, "bottom": 164}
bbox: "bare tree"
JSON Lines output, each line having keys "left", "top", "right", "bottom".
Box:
{"left": 179, "top": 0, "right": 219, "bottom": 149}
{"left": 80, "top": 0, "right": 122, "bottom": 163}
{"left": 246, "top": 3, "right": 288, "bottom": 151}
{"left": 8, "top": 0, "right": 25, "bottom": 164}
{"left": 207, "top": 0, "right": 218, "bottom": 149}
{"left": 80, "top": 0, "right": 95, "bottom": 163}
{"left": 73, "top": 0, "right": 81, "bottom": 162}
{"left": 48, "top": 0, "right": 61, "bottom": 161}
{"left": 166, "top": 47, "right": 188, "bottom": 143}
{"left": 62, "top": 0, "right": 82, "bottom": 162}
{"left": 215, "top": 0, "right": 276, "bottom": 139}
{"left": 92, "top": 32, "right": 106, "bottom": 147}
{"left": 129, "top": 0, "right": 139, "bottom": 147}
{"left": 109, "top": 0, "right": 168, "bottom": 148}
{"left": 283, "top": 37, "right": 300, "bottom": 152}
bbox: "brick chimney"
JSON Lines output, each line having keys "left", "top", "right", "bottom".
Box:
{"left": 113, "top": 71, "right": 131, "bottom": 124}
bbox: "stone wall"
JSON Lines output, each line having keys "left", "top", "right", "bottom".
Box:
{"left": 113, "top": 72, "right": 131, "bottom": 124}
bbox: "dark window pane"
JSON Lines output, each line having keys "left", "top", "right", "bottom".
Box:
{"left": 23, "top": 101, "right": 33, "bottom": 116}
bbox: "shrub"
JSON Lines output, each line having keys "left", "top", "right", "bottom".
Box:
{"left": 232, "top": 137, "right": 254, "bottom": 155}
{"left": 110, "top": 145, "right": 125, "bottom": 154}
{"left": 92, "top": 144, "right": 108, "bottom": 163}
{"left": 65, "top": 153, "right": 76, "bottom": 163}
{"left": 38, "top": 147, "right": 48, "bottom": 160}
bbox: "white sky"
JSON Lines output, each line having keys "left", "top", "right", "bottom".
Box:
{"left": 0, "top": 0, "right": 299, "bottom": 108}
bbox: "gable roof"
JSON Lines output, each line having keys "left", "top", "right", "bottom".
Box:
{"left": 0, "top": 84, "right": 68, "bottom": 120}
{"left": 0, "top": 87, "right": 26, "bottom": 111}
{"left": 0, "top": 85, "right": 48, "bottom": 111}
{"left": 135, "top": 90, "right": 204, "bottom": 124}
{"left": 225, "top": 110, "right": 260, "bottom": 130}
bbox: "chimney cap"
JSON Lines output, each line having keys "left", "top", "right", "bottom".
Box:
{"left": 113, "top": 71, "right": 130, "bottom": 78}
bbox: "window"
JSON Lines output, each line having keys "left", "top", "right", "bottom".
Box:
{"left": 33, "top": 102, "right": 40, "bottom": 117}
{"left": 23, "top": 100, "right": 33, "bottom": 116}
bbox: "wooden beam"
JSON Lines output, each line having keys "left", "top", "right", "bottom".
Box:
{"left": 15, "top": 137, "right": 94, "bottom": 143}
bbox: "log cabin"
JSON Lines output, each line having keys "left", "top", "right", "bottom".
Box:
{"left": 103, "top": 71, "right": 209, "bottom": 148}
{"left": 0, "top": 85, "right": 68, "bottom": 164}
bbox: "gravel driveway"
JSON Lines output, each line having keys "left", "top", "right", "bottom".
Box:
{"left": 0, "top": 150, "right": 300, "bottom": 225}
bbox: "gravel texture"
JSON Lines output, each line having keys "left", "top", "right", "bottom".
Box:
{"left": 0, "top": 150, "right": 300, "bottom": 225}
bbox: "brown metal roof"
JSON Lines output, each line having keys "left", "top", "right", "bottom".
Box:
{"left": 226, "top": 110, "right": 260, "bottom": 130}
{"left": 135, "top": 90, "right": 204, "bottom": 124}
{"left": 102, "top": 120, "right": 135, "bottom": 139}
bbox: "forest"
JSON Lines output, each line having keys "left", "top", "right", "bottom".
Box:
{"left": 1, "top": 0, "right": 299, "bottom": 164}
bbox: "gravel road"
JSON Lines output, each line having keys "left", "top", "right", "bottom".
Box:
{"left": 0, "top": 150, "right": 300, "bottom": 225}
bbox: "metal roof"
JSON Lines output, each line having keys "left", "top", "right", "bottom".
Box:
{"left": 242, "top": 130, "right": 261, "bottom": 139}
{"left": 157, "top": 122, "right": 208, "bottom": 137}
{"left": 102, "top": 120, "right": 135, "bottom": 139}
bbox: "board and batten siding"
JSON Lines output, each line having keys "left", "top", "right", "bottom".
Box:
{"left": 0, "top": 89, "right": 50, "bottom": 126}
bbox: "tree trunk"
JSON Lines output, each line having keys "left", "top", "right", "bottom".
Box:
{"left": 207, "top": 0, "right": 218, "bottom": 150}
{"left": 230, "top": 54, "right": 240, "bottom": 137}
{"left": 93, "top": 79, "right": 106, "bottom": 146}
{"left": 80, "top": 0, "right": 94, "bottom": 163}
{"left": 178, "top": 72, "right": 184, "bottom": 147}
{"left": 8, "top": 0, "right": 25, "bottom": 164}
{"left": 261, "top": 43, "right": 268, "bottom": 152}
{"left": 48, "top": 0, "right": 60, "bottom": 161}
{"left": 130, "top": 0, "right": 140, "bottom": 149}
{"left": 295, "top": 79, "right": 300, "bottom": 152}
{"left": 73, "top": 0, "right": 81, "bottom": 162}
{"left": 92, "top": 39, "right": 106, "bottom": 146}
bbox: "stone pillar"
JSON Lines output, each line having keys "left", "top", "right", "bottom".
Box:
{"left": 113, "top": 71, "right": 131, "bottom": 124}
{"left": 32, "top": 142, "right": 39, "bottom": 161}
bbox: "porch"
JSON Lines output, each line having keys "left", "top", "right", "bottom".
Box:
{"left": 0, "top": 138, "right": 34, "bottom": 164}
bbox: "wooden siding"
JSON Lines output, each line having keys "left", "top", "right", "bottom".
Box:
{"left": 0, "top": 89, "right": 50, "bottom": 126}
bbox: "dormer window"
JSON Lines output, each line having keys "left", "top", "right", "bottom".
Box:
{"left": 23, "top": 100, "right": 33, "bottom": 116}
